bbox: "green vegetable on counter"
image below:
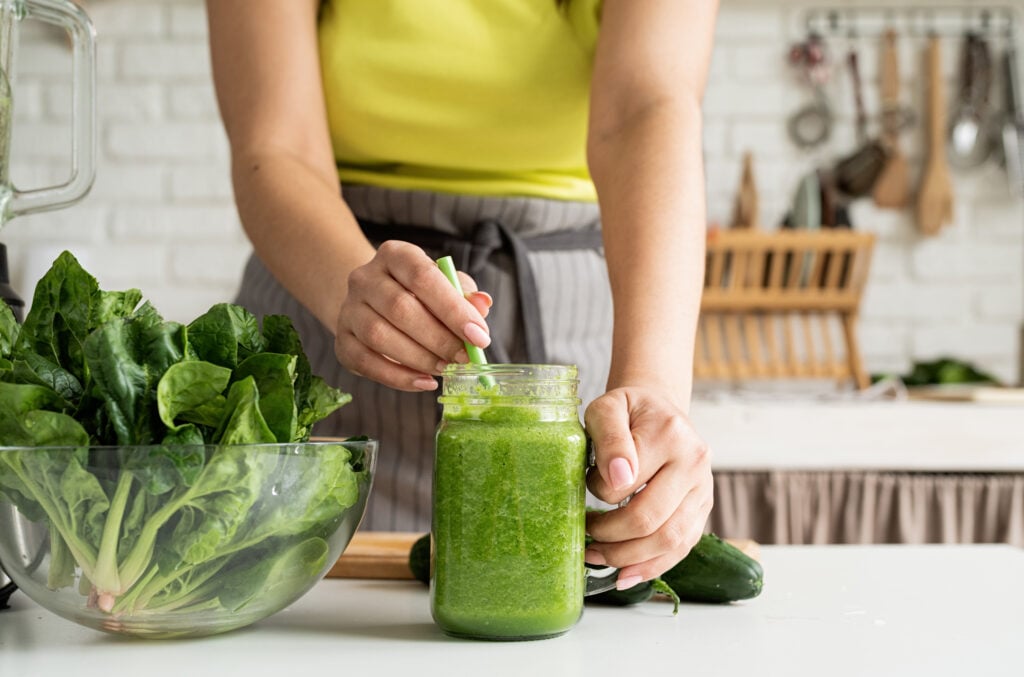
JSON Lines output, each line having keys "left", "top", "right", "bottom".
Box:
{"left": 658, "top": 533, "right": 764, "bottom": 604}
{"left": 408, "top": 531, "right": 431, "bottom": 584}
{"left": 873, "top": 357, "right": 1000, "bottom": 387}
{"left": 407, "top": 531, "right": 763, "bottom": 613}
{"left": 0, "top": 251, "right": 360, "bottom": 616}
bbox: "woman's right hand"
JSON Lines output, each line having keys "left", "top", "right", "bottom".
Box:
{"left": 334, "top": 240, "right": 493, "bottom": 392}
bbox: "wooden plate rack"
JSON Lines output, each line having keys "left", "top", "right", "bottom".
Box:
{"left": 696, "top": 230, "right": 876, "bottom": 389}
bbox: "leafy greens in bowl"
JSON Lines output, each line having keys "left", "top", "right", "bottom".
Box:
{"left": 0, "top": 251, "right": 375, "bottom": 637}
{"left": 0, "top": 440, "right": 375, "bottom": 638}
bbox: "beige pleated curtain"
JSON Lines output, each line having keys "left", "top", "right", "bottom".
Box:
{"left": 709, "top": 471, "right": 1024, "bottom": 546}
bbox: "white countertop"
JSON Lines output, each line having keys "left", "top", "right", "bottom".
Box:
{"left": 690, "top": 399, "right": 1024, "bottom": 472}
{"left": 1, "top": 545, "right": 1022, "bottom": 677}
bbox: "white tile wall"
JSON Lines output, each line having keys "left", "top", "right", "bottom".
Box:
{"left": 3, "top": 0, "right": 1022, "bottom": 385}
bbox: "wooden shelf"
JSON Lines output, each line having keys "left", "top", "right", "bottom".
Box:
{"left": 696, "top": 230, "right": 876, "bottom": 389}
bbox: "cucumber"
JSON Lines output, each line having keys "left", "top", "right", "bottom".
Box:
{"left": 659, "top": 533, "right": 763, "bottom": 604}
{"left": 409, "top": 531, "right": 763, "bottom": 607}
{"left": 409, "top": 533, "right": 430, "bottom": 585}
{"left": 586, "top": 580, "right": 655, "bottom": 606}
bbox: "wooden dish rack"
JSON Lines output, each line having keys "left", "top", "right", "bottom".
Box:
{"left": 695, "top": 230, "right": 876, "bottom": 389}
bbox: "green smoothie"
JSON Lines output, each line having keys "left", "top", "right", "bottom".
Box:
{"left": 431, "top": 369, "right": 587, "bottom": 640}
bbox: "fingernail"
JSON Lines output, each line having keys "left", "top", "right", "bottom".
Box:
{"left": 616, "top": 575, "right": 644, "bottom": 591}
{"left": 472, "top": 291, "right": 493, "bottom": 308}
{"left": 413, "top": 377, "right": 438, "bottom": 391}
{"left": 609, "top": 458, "right": 635, "bottom": 491}
{"left": 454, "top": 348, "right": 469, "bottom": 364}
{"left": 463, "top": 322, "right": 491, "bottom": 348}
{"left": 584, "top": 549, "right": 606, "bottom": 566}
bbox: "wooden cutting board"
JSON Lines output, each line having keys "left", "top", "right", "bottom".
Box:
{"left": 327, "top": 531, "right": 761, "bottom": 580}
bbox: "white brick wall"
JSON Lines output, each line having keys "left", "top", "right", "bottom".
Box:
{"left": 3, "top": 0, "right": 1022, "bottom": 385}
{"left": 704, "top": 0, "right": 1024, "bottom": 386}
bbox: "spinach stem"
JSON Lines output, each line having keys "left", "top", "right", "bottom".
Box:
{"left": 115, "top": 483, "right": 198, "bottom": 589}
{"left": 92, "top": 470, "right": 133, "bottom": 594}
{"left": 2, "top": 455, "right": 98, "bottom": 576}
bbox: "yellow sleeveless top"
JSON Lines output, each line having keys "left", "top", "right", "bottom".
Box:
{"left": 318, "top": 0, "right": 601, "bottom": 202}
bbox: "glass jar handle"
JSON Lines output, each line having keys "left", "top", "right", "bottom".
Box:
{"left": 583, "top": 436, "right": 631, "bottom": 596}
{"left": 8, "top": 0, "right": 95, "bottom": 219}
{"left": 584, "top": 563, "right": 620, "bottom": 596}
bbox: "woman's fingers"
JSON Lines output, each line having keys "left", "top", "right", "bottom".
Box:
{"left": 583, "top": 386, "right": 714, "bottom": 581}
{"left": 458, "top": 270, "right": 493, "bottom": 318}
{"left": 334, "top": 329, "right": 438, "bottom": 392}
{"left": 358, "top": 276, "right": 466, "bottom": 366}
{"left": 591, "top": 491, "right": 712, "bottom": 586}
{"left": 585, "top": 463, "right": 713, "bottom": 582}
{"left": 379, "top": 241, "right": 491, "bottom": 348}
{"left": 583, "top": 391, "right": 640, "bottom": 504}
{"left": 342, "top": 301, "right": 450, "bottom": 376}
{"left": 336, "top": 240, "right": 493, "bottom": 386}
{"left": 466, "top": 291, "right": 492, "bottom": 318}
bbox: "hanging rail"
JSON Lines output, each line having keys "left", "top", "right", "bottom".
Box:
{"left": 803, "top": 5, "right": 1018, "bottom": 39}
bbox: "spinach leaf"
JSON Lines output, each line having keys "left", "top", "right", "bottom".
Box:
{"left": 187, "top": 303, "right": 265, "bottom": 369}
{"left": 48, "top": 529, "right": 77, "bottom": 590}
{"left": 215, "top": 536, "right": 329, "bottom": 612}
{"left": 0, "top": 301, "right": 17, "bottom": 358}
{"left": 91, "top": 288, "right": 143, "bottom": 328}
{"left": 15, "top": 251, "right": 107, "bottom": 387}
{"left": 261, "top": 314, "right": 350, "bottom": 438}
{"left": 261, "top": 314, "right": 312, "bottom": 409}
{"left": 82, "top": 303, "right": 185, "bottom": 445}
{"left": 232, "top": 352, "right": 298, "bottom": 443}
{"left": 11, "top": 352, "right": 82, "bottom": 403}
{"left": 214, "top": 376, "right": 277, "bottom": 445}
{"left": 301, "top": 377, "right": 352, "bottom": 432}
{"left": 0, "top": 382, "right": 79, "bottom": 446}
{"left": 157, "top": 361, "right": 232, "bottom": 431}
{"left": 128, "top": 432, "right": 206, "bottom": 496}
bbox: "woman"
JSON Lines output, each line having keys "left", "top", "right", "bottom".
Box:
{"left": 206, "top": 0, "right": 716, "bottom": 588}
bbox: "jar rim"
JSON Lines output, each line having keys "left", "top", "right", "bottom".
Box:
{"left": 440, "top": 363, "right": 580, "bottom": 404}
{"left": 442, "top": 363, "right": 578, "bottom": 378}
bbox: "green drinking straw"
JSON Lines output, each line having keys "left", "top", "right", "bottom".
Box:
{"left": 436, "top": 256, "right": 495, "bottom": 388}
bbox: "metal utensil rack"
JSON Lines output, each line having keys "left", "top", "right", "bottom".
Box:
{"left": 803, "top": 4, "right": 1024, "bottom": 387}
{"left": 803, "top": 5, "right": 1017, "bottom": 39}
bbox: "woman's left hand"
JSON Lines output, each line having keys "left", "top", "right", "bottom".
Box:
{"left": 583, "top": 386, "right": 713, "bottom": 589}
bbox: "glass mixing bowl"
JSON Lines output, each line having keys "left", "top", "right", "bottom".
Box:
{"left": 0, "top": 439, "right": 376, "bottom": 638}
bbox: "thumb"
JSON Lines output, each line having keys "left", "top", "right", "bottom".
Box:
{"left": 584, "top": 394, "right": 639, "bottom": 501}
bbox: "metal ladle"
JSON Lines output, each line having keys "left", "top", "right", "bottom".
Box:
{"left": 948, "top": 31, "right": 994, "bottom": 170}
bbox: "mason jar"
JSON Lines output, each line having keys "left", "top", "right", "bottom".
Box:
{"left": 431, "top": 363, "right": 597, "bottom": 640}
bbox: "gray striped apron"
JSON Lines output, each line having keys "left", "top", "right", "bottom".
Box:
{"left": 234, "top": 185, "right": 613, "bottom": 532}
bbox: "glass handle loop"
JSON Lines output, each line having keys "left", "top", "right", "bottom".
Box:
{"left": 8, "top": 0, "right": 96, "bottom": 220}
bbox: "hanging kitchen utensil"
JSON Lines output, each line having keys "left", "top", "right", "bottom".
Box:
{"left": 787, "top": 32, "right": 834, "bottom": 149}
{"left": 948, "top": 31, "right": 994, "bottom": 170}
{"left": 873, "top": 29, "right": 912, "bottom": 209}
{"left": 730, "top": 151, "right": 760, "bottom": 229}
{"left": 917, "top": 35, "right": 955, "bottom": 236}
{"left": 792, "top": 171, "right": 821, "bottom": 286}
{"left": 994, "top": 42, "right": 1024, "bottom": 197}
{"left": 834, "top": 47, "right": 888, "bottom": 198}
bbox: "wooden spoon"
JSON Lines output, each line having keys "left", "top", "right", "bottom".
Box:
{"left": 916, "top": 35, "right": 954, "bottom": 236}
{"left": 873, "top": 29, "right": 911, "bottom": 209}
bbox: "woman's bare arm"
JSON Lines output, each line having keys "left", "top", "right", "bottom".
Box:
{"left": 588, "top": 0, "right": 716, "bottom": 409}
{"left": 207, "top": 0, "right": 370, "bottom": 329}
{"left": 584, "top": 0, "right": 718, "bottom": 584}
{"left": 206, "top": 1, "right": 489, "bottom": 390}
